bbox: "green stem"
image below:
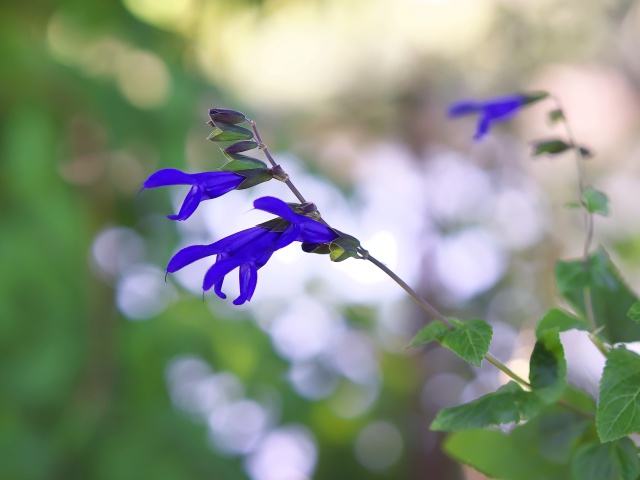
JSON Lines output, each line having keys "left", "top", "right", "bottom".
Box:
{"left": 552, "top": 97, "right": 598, "bottom": 332}
{"left": 248, "top": 118, "right": 308, "bottom": 205}
{"left": 365, "top": 254, "right": 533, "bottom": 389}
{"left": 485, "top": 353, "right": 530, "bottom": 388}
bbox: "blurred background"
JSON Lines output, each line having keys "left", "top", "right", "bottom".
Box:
{"left": 2, "top": 0, "right": 640, "bottom": 478}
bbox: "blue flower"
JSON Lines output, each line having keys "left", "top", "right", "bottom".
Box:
{"left": 141, "top": 168, "right": 245, "bottom": 221}
{"left": 448, "top": 94, "right": 527, "bottom": 140}
{"left": 166, "top": 196, "right": 339, "bottom": 304}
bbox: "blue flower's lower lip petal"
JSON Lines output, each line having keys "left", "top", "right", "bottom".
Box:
{"left": 167, "top": 185, "right": 203, "bottom": 221}
{"left": 143, "top": 169, "right": 195, "bottom": 189}
{"left": 275, "top": 224, "right": 301, "bottom": 249}
{"left": 233, "top": 263, "right": 258, "bottom": 305}
{"left": 203, "top": 257, "right": 243, "bottom": 291}
{"left": 213, "top": 278, "right": 227, "bottom": 299}
{"left": 473, "top": 115, "right": 492, "bottom": 141}
{"left": 167, "top": 244, "right": 220, "bottom": 273}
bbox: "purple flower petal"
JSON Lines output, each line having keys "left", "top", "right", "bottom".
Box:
{"left": 167, "top": 244, "right": 220, "bottom": 273}
{"left": 448, "top": 101, "right": 481, "bottom": 117}
{"left": 142, "top": 169, "right": 196, "bottom": 189}
{"left": 203, "top": 257, "right": 243, "bottom": 292}
{"left": 233, "top": 263, "right": 258, "bottom": 305}
{"left": 167, "top": 185, "right": 203, "bottom": 221}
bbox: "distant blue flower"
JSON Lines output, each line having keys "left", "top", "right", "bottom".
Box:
{"left": 141, "top": 168, "right": 245, "bottom": 221}
{"left": 166, "top": 196, "right": 338, "bottom": 304}
{"left": 448, "top": 94, "right": 527, "bottom": 140}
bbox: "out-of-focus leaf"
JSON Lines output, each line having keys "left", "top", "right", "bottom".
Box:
{"left": 535, "top": 308, "right": 588, "bottom": 339}
{"left": 596, "top": 346, "right": 640, "bottom": 443}
{"left": 548, "top": 109, "right": 565, "bottom": 123}
{"left": 555, "top": 247, "right": 640, "bottom": 343}
{"left": 571, "top": 438, "right": 640, "bottom": 480}
{"left": 522, "top": 91, "right": 549, "bottom": 105}
{"left": 431, "top": 382, "right": 541, "bottom": 432}
{"left": 531, "top": 139, "right": 572, "bottom": 156}
{"left": 582, "top": 187, "right": 609, "bottom": 216}
{"left": 444, "top": 410, "right": 589, "bottom": 480}
{"left": 628, "top": 302, "right": 640, "bottom": 323}
{"left": 529, "top": 331, "right": 566, "bottom": 404}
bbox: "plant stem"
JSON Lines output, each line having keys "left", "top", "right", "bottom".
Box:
{"left": 552, "top": 97, "right": 598, "bottom": 332}
{"left": 484, "top": 353, "right": 530, "bottom": 388}
{"left": 365, "top": 254, "right": 534, "bottom": 389}
{"left": 248, "top": 118, "right": 308, "bottom": 204}
{"left": 365, "top": 253, "right": 453, "bottom": 329}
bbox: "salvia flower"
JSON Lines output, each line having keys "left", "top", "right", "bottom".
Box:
{"left": 448, "top": 92, "right": 548, "bottom": 140}
{"left": 141, "top": 168, "right": 244, "bottom": 221}
{"left": 166, "top": 196, "right": 339, "bottom": 304}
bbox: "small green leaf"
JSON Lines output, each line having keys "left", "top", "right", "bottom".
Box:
{"left": 220, "top": 154, "right": 268, "bottom": 171}
{"left": 531, "top": 139, "right": 572, "bottom": 156}
{"left": 236, "top": 170, "right": 272, "bottom": 190}
{"left": 207, "top": 122, "right": 254, "bottom": 142}
{"left": 300, "top": 243, "right": 331, "bottom": 255}
{"left": 548, "top": 109, "right": 565, "bottom": 123}
{"left": 408, "top": 322, "right": 449, "bottom": 348}
{"left": 328, "top": 235, "right": 361, "bottom": 262}
{"left": 224, "top": 140, "right": 259, "bottom": 154}
{"left": 208, "top": 108, "right": 246, "bottom": 124}
{"left": 571, "top": 438, "right": 640, "bottom": 480}
{"left": 441, "top": 318, "right": 493, "bottom": 367}
{"left": 596, "top": 346, "right": 640, "bottom": 442}
{"left": 582, "top": 187, "right": 609, "bottom": 216}
{"left": 627, "top": 302, "right": 640, "bottom": 323}
{"left": 555, "top": 247, "right": 640, "bottom": 343}
{"left": 522, "top": 91, "right": 549, "bottom": 105}
{"left": 431, "top": 382, "right": 541, "bottom": 432}
{"left": 535, "top": 308, "right": 588, "bottom": 339}
{"left": 529, "top": 331, "right": 566, "bottom": 404}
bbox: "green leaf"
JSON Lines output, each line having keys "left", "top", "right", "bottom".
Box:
{"left": 532, "top": 139, "right": 572, "bottom": 156}
{"left": 583, "top": 187, "right": 609, "bottom": 216}
{"left": 224, "top": 140, "right": 259, "bottom": 154}
{"left": 220, "top": 154, "right": 268, "bottom": 171}
{"left": 431, "top": 382, "right": 541, "bottom": 432}
{"left": 522, "top": 91, "right": 549, "bottom": 105}
{"left": 441, "top": 319, "right": 493, "bottom": 367}
{"left": 208, "top": 108, "right": 246, "bottom": 124}
{"left": 535, "top": 308, "right": 589, "bottom": 339}
{"left": 444, "top": 410, "right": 589, "bottom": 480}
{"left": 328, "top": 235, "right": 361, "bottom": 262}
{"left": 548, "top": 109, "right": 565, "bottom": 123}
{"left": 529, "top": 331, "right": 567, "bottom": 404}
{"left": 596, "top": 346, "right": 640, "bottom": 442}
{"left": 235, "top": 170, "right": 272, "bottom": 190}
{"left": 207, "top": 122, "right": 254, "bottom": 142}
{"left": 628, "top": 302, "right": 640, "bottom": 323}
{"left": 555, "top": 247, "right": 640, "bottom": 343}
{"left": 408, "top": 322, "right": 449, "bottom": 348}
{"left": 571, "top": 438, "right": 640, "bottom": 480}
